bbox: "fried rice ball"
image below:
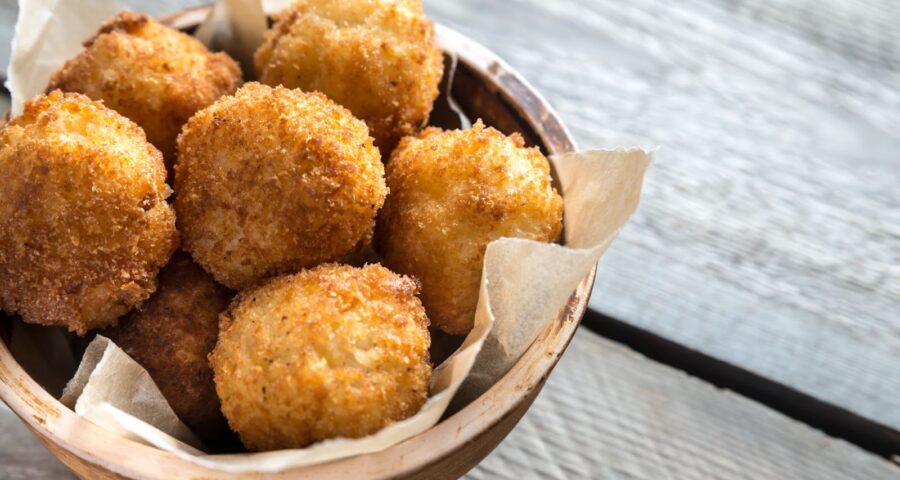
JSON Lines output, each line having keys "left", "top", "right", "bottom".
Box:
{"left": 47, "top": 11, "right": 242, "bottom": 169}
{"left": 376, "top": 121, "right": 564, "bottom": 334}
{"left": 254, "top": 0, "right": 443, "bottom": 154}
{"left": 0, "top": 91, "right": 178, "bottom": 335}
{"left": 103, "top": 252, "right": 234, "bottom": 447}
{"left": 175, "top": 83, "right": 386, "bottom": 289}
{"left": 210, "top": 263, "right": 431, "bottom": 451}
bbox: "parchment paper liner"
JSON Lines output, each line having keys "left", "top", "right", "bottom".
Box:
{"left": 5, "top": 0, "right": 652, "bottom": 473}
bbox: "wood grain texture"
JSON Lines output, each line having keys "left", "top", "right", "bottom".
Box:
{"left": 471, "top": 330, "right": 900, "bottom": 479}
{"left": 3, "top": 331, "right": 898, "bottom": 479}
{"left": 0, "top": 403, "right": 73, "bottom": 480}
{"left": 2, "top": 2, "right": 896, "bottom": 432}
{"left": 0, "top": 0, "right": 898, "bottom": 478}
{"left": 421, "top": 0, "right": 900, "bottom": 431}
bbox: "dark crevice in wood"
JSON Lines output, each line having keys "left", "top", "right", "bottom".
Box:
{"left": 581, "top": 308, "right": 900, "bottom": 458}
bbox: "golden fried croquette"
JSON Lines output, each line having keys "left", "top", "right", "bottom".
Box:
{"left": 254, "top": 0, "right": 443, "bottom": 154}
{"left": 175, "top": 83, "right": 386, "bottom": 289}
{"left": 376, "top": 121, "right": 564, "bottom": 334}
{"left": 0, "top": 91, "right": 177, "bottom": 335}
{"left": 47, "top": 11, "right": 242, "bottom": 168}
{"left": 210, "top": 263, "right": 431, "bottom": 451}
{"left": 103, "top": 252, "right": 233, "bottom": 447}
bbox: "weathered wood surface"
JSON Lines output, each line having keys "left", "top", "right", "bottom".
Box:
{"left": 3, "top": 2, "right": 898, "bottom": 433}
{"left": 2, "top": 330, "right": 898, "bottom": 479}
{"left": 1, "top": 0, "right": 899, "bottom": 478}
{"left": 421, "top": 0, "right": 900, "bottom": 432}
{"left": 0, "top": 403, "right": 72, "bottom": 480}
{"left": 473, "top": 330, "right": 900, "bottom": 479}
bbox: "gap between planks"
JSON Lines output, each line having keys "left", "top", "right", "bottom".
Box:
{"left": 469, "top": 328, "right": 900, "bottom": 479}
{"left": 422, "top": 0, "right": 900, "bottom": 437}
{"left": 581, "top": 309, "right": 900, "bottom": 459}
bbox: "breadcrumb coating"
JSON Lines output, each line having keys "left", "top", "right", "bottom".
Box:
{"left": 103, "top": 251, "right": 234, "bottom": 447}
{"left": 255, "top": 0, "right": 443, "bottom": 154}
{"left": 0, "top": 91, "right": 178, "bottom": 335}
{"left": 376, "top": 121, "right": 564, "bottom": 334}
{"left": 47, "top": 11, "right": 242, "bottom": 169}
{"left": 174, "top": 83, "right": 386, "bottom": 289}
{"left": 210, "top": 263, "right": 431, "bottom": 451}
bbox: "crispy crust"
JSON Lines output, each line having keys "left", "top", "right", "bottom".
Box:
{"left": 174, "top": 83, "right": 386, "bottom": 289}
{"left": 0, "top": 91, "right": 178, "bottom": 334}
{"left": 47, "top": 11, "right": 242, "bottom": 170}
{"left": 375, "top": 121, "right": 564, "bottom": 334}
{"left": 103, "top": 252, "right": 235, "bottom": 447}
{"left": 210, "top": 263, "right": 431, "bottom": 451}
{"left": 254, "top": 0, "right": 443, "bottom": 154}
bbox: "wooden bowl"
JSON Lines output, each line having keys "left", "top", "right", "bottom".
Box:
{"left": 0, "top": 6, "right": 589, "bottom": 479}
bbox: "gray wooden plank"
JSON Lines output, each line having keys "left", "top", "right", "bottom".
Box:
{"left": 468, "top": 329, "right": 900, "bottom": 479}
{"left": 0, "top": 403, "right": 74, "bottom": 480}
{"left": 4, "top": 3, "right": 895, "bottom": 433}
{"left": 0, "top": 0, "right": 897, "bottom": 477}
{"left": 2, "top": 330, "right": 898, "bottom": 479}
{"left": 421, "top": 0, "right": 900, "bottom": 432}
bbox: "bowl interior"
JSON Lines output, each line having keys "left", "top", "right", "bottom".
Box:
{"left": 0, "top": 8, "right": 586, "bottom": 479}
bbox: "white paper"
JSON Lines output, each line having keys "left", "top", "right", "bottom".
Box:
{"left": 5, "top": 0, "right": 119, "bottom": 115}
{"left": 60, "top": 336, "right": 204, "bottom": 450}
{"left": 261, "top": 0, "right": 292, "bottom": 14}
{"left": 60, "top": 147, "right": 650, "bottom": 473}
{"left": 194, "top": 0, "right": 265, "bottom": 76}
{"left": 460, "top": 149, "right": 652, "bottom": 400}
{"left": 5, "top": 0, "right": 653, "bottom": 473}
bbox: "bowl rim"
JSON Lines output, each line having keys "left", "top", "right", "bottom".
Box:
{"left": 0, "top": 7, "right": 592, "bottom": 479}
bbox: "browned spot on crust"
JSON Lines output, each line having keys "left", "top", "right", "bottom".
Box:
{"left": 101, "top": 251, "right": 236, "bottom": 448}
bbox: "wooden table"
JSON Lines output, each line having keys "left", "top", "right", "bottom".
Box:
{"left": 1, "top": 1, "right": 898, "bottom": 478}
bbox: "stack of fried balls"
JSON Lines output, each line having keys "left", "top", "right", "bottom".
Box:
{"left": 0, "top": 0, "right": 563, "bottom": 452}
